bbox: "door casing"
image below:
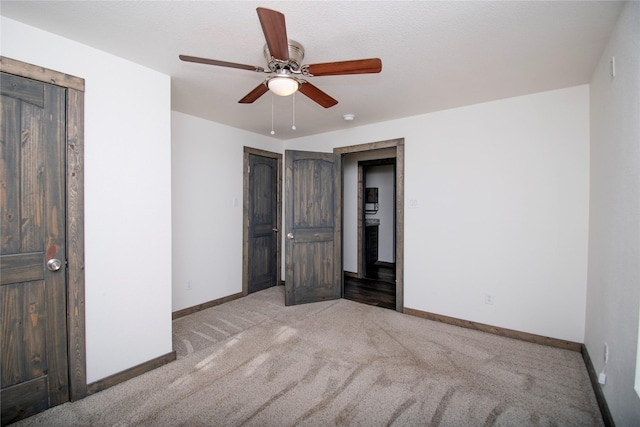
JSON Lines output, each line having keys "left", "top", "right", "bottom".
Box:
{"left": 0, "top": 56, "right": 87, "bottom": 401}
{"left": 335, "top": 138, "right": 404, "bottom": 312}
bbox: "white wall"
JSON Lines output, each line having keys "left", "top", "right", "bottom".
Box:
{"left": 171, "top": 111, "right": 281, "bottom": 312}
{"left": 286, "top": 85, "right": 590, "bottom": 343}
{"left": 1, "top": 8, "right": 603, "bottom": 406}
{"left": 1, "top": 18, "right": 173, "bottom": 382}
{"left": 586, "top": 2, "right": 640, "bottom": 425}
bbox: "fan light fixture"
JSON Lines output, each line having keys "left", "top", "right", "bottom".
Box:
{"left": 179, "top": 8, "right": 382, "bottom": 108}
{"left": 267, "top": 70, "right": 299, "bottom": 96}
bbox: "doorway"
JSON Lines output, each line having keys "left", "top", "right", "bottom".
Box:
{"left": 242, "top": 147, "right": 282, "bottom": 295}
{"left": 335, "top": 138, "right": 404, "bottom": 312}
{"left": 342, "top": 158, "right": 397, "bottom": 309}
{"left": 361, "top": 159, "right": 396, "bottom": 281}
{"left": 0, "top": 57, "right": 86, "bottom": 424}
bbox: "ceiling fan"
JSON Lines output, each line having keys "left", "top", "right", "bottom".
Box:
{"left": 179, "top": 7, "right": 382, "bottom": 108}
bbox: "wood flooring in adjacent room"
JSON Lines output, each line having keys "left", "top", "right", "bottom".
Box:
{"left": 344, "top": 262, "right": 396, "bottom": 310}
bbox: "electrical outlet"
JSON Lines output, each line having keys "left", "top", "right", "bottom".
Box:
{"left": 484, "top": 293, "right": 494, "bottom": 305}
{"left": 604, "top": 343, "right": 609, "bottom": 364}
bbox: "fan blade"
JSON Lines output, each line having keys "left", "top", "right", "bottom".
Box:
{"left": 257, "top": 7, "right": 289, "bottom": 61}
{"left": 305, "top": 58, "right": 382, "bottom": 76}
{"left": 179, "top": 55, "right": 265, "bottom": 72}
{"left": 298, "top": 82, "right": 338, "bottom": 108}
{"left": 239, "top": 83, "right": 269, "bottom": 104}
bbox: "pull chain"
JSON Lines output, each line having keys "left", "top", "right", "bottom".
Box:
{"left": 270, "top": 94, "right": 275, "bottom": 135}
{"left": 292, "top": 92, "right": 297, "bottom": 131}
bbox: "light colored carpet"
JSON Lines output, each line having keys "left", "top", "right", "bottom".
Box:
{"left": 15, "top": 286, "right": 603, "bottom": 426}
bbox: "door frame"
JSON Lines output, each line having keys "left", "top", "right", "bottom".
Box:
{"left": 242, "top": 147, "right": 282, "bottom": 296}
{"left": 335, "top": 138, "right": 405, "bottom": 312}
{"left": 0, "top": 56, "right": 87, "bottom": 400}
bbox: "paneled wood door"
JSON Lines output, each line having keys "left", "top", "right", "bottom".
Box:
{"left": 1, "top": 73, "right": 70, "bottom": 425}
{"left": 247, "top": 153, "right": 279, "bottom": 293}
{"left": 284, "top": 150, "right": 341, "bottom": 305}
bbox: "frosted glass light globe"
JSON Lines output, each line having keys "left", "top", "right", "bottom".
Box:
{"left": 268, "top": 77, "right": 299, "bottom": 96}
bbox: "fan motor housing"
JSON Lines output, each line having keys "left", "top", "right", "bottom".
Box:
{"left": 264, "top": 39, "right": 305, "bottom": 71}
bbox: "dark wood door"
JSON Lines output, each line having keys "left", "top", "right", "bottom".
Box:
{"left": 1, "top": 73, "right": 69, "bottom": 425}
{"left": 247, "top": 153, "right": 279, "bottom": 293}
{"left": 284, "top": 150, "right": 341, "bottom": 305}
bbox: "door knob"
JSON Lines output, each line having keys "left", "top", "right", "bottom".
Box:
{"left": 287, "top": 233, "right": 294, "bottom": 240}
{"left": 47, "top": 258, "right": 62, "bottom": 272}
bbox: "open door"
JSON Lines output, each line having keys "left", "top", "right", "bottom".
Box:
{"left": 1, "top": 73, "right": 70, "bottom": 424}
{"left": 284, "top": 150, "right": 341, "bottom": 305}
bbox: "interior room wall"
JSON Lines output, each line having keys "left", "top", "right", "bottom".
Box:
{"left": 365, "top": 165, "right": 395, "bottom": 263}
{"left": 585, "top": 2, "right": 640, "bottom": 425}
{"left": 171, "top": 111, "right": 281, "bottom": 312}
{"left": 6, "top": 9, "right": 636, "bottom": 423}
{"left": 4, "top": 13, "right": 589, "bottom": 381}
{"left": 286, "top": 84, "right": 590, "bottom": 343}
{"left": 1, "top": 17, "right": 173, "bottom": 383}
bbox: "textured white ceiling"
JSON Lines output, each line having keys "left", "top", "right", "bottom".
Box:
{"left": 1, "top": 1, "right": 624, "bottom": 140}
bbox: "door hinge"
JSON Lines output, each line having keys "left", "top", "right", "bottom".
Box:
{"left": 248, "top": 165, "right": 251, "bottom": 174}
